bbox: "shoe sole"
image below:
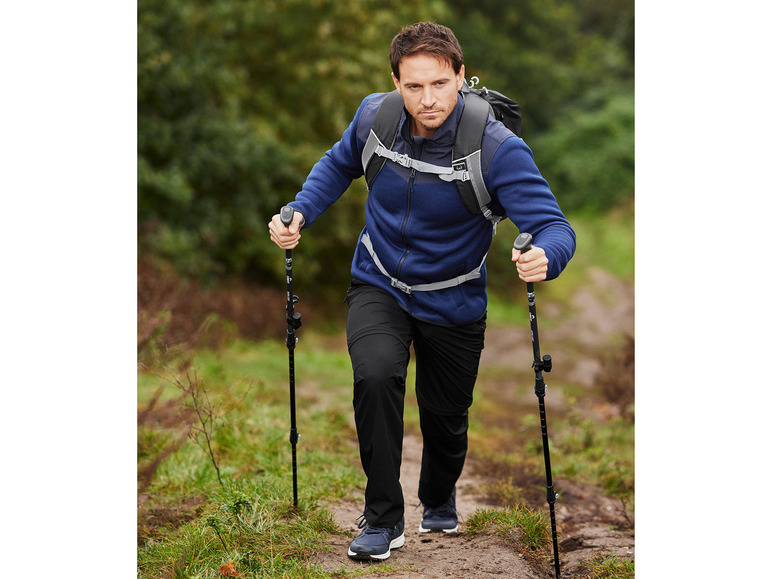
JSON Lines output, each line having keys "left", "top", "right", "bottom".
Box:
{"left": 418, "top": 524, "right": 459, "bottom": 533}
{"left": 347, "top": 533, "right": 405, "bottom": 561}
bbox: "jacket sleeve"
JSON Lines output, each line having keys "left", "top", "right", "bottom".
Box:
{"left": 287, "top": 96, "right": 372, "bottom": 228}
{"left": 488, "top": 136, "right": 576, "bottom": 280}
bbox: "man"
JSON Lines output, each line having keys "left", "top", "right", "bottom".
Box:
{"left": 268, "top": 22, "right": 576, "bottom": 561}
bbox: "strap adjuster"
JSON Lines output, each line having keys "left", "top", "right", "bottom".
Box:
{"left": 395, "top": 153, "right": 411, "bottom": 167}
{"left": 391, "top": 279, "right": 412, "bottom": 294}
{"left": 452, "top": 161, "right": 471, "bottom": 182}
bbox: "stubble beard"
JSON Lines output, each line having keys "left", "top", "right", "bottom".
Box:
{"left": 414, "top": 107, "right": 449, "bottom": 135}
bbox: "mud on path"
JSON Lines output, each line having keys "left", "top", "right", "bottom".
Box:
{"left": 313, "top": 267, "right": 634, "bottom": 578}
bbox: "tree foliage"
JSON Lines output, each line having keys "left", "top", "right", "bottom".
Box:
{"left": 531, "top": 92, "right": 634, "bottom": 212}
{"left": 138, "top": 0, "right": 633, "bottom": 290}
{"left": 443, "top": 0, "right": 634, "bottom": 211}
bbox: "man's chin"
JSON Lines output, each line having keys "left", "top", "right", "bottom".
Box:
{"left": 417, "top": 119, "right": 443, "bottom": 134}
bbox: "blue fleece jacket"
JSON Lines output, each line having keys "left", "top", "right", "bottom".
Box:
{"left": 289, "top": 92, "right": 576, "bottom": 326}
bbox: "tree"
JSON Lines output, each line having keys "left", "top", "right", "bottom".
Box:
{"left": 138, "top": 0, "right": 303, "bottom": 281}
{"left": 138, "top": 0, "right": 438, "bottom": 287}
{"left": 445, "top": 0, "right": 634, "bottom": 211}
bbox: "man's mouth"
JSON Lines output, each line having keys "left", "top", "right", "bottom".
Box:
{"left": 420, "top": 110, "right": 441, "bottom": 119}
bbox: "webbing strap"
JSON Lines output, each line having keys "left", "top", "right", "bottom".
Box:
{"left": 373, "top": 141, "right": 470, "bottom": 181}
{"left": 360, "top": 232, "right": 488, "bottom": 295}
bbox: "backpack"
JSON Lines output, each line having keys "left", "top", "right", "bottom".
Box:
{"left": 361, "top": 77, "right": 522, "bottom": 228}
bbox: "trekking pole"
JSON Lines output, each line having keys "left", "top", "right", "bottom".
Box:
{"left": 513, "top": 232, "right": 561, "bottom": 579}
{"left": 280, "top": 205, "right": 302, "bottom": 508}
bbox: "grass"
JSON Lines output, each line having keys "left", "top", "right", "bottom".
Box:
{"left": 138, "top": 334, "right": 367, "bottom": 578}
{"left": 471, "top": 202, "right": 636, "bottom": 518}
{"left": 567, "top": 202, "right": 635, "bottom": 283}
{"left": 137, "top": 335, "right": 588, "bottom": 577}
{"left": 465, "top": 506, "right": 553, "bottom": 562}
{"left": 139, "top": 481, "right": 339, "bottom": 578}
{"left": 138, "top": 206, "right": 635, "bottom": 577}
{"left": 138, "top": 345, "right": 633, "bottom": 577}
{"left": 582, "top": 554, "right": 635, "bottom": 578}
{"left": 485, "top": 292, "right": 531, "bottom": 327}
{"left": 553, "top": 405, "right": 635, "bottom": 502}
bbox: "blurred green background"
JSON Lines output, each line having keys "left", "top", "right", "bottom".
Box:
{"left": 138, "top": 0, "right": 633, "bottom": 312}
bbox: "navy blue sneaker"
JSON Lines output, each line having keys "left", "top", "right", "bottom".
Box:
{"left": 419, "top": 487, "right": 458, "bottom": 533}
{"left": 347, "top": 516, "right": 405, "bottom": 561}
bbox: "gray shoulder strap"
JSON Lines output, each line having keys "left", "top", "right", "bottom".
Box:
{"left": 362, "top": 91, "right": 404, "bottom": 190}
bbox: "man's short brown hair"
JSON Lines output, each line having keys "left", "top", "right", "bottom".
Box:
{"left": 389, "top": 22, "right": 464, "bottom": 80}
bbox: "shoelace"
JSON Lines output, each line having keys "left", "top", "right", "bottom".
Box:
{"left": 355, "top": 514, "right": 391, "bottom": 534}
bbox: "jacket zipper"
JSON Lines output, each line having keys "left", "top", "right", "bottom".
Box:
{"left": 396, "top": 166, "right": 415, "bottom": 280}
{"left": 396, "top": 139, "right": 422, "bottom": 281}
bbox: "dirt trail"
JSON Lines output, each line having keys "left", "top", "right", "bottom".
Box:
{"left": 314, "top": 267, "right": 634, "bottom": 577}
{"left": 316, "top": 433, "right": 544, "bottom": 578}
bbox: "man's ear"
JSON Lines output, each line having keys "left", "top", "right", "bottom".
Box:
{"left": 392, "top": 73, "right": 402, "bottom": 94}
{"left": 457, "top": 65, "right": 465, "bottom": 90}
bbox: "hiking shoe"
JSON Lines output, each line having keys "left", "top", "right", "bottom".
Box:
{"left": 347, "top": 516, "right": 405, "bottom": 561}
{"left": 419, "top": 487, "right": 458, "bottom": 533}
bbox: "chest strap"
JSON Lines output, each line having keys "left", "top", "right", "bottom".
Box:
{"left": 363, "top": 130, "right": 472, "bottom": 181}
{"left": 360, "top": 232, "right": 488, "bottom": 295}
{"left": 361, "top": 130, "right": 501, "bottom": 235}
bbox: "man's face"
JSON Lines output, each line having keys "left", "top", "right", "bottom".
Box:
{"left": 393, "top": 54, "right": 465, "bottom": 138}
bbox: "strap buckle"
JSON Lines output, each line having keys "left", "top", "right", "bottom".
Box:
{"left": 453, "top": 161, "right": 470, "bottom": 182}
{"left": 391, "top": 279, "right": 412, "bottom": 294}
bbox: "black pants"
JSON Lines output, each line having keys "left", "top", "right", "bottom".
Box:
{"left": 345, "top": 280, "right": 486, "bottom": 527}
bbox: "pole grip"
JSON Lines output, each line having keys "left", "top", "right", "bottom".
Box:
{"left": 280, "top": 205, "right": 295, "bottom": 227}
{"left": 513, "top": 232, "right": 533, "bottom": 253}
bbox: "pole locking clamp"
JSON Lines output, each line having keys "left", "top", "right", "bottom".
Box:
{"left": 533, "top": 354, "right": 552, "bottom": 373}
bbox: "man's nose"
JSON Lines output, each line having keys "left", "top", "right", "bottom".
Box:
{"left": 420, "top": 88, "right": 436, "bottom": 107}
